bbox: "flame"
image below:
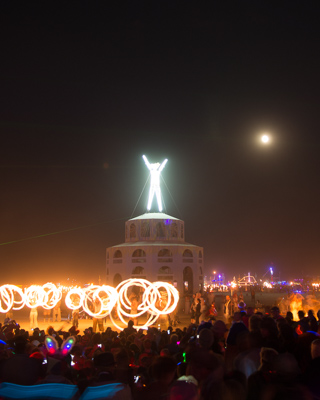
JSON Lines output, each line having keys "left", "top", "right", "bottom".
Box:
{"left": 0, "top": 280, "right": 179, "bottom": 331}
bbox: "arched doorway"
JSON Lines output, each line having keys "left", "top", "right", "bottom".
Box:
{"left": 113, "top": 273, "right": 122, "bottom": 287}
{"left": 183, "top": 266, "right": 193, "bottom": 294}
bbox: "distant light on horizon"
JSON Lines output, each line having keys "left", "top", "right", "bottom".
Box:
{"left": 261, "top": 134, "right": 270, "bottom": 143}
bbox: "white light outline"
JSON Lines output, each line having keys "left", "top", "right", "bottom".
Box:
{"left": 0, "top": 280, "right": 179, "bottom": 331}
{"left": 65, "top": 287, "right": 85, "bottom": 310}
{"left": 0, "top": 285, "right": 25, "bottom": 312}
{"left": 142, "top": 155, "right": 168, "bottom": 212}
{"left": 110, "top": 279, "right": 159, "bottom": 330}
{"left": 41, "top": 283, "right": 62, "bottom": 310}
{"left": 24, "top": 285, "right": 46, "bottom": 308}
{"left": 110, "top": 279, "right": 179, "bottom": 330}
{"left": 82, "top": 285, "right": 118, "bottom": 319}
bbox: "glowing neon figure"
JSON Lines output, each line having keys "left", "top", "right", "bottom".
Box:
{"left": 142, "top": 155, "right": 168, "bottom": 212}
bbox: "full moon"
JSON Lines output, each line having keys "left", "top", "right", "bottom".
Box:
{"left": 261, "top": 134, "right": 270, "bottom": 143}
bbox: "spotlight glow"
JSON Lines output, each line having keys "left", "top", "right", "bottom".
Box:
{"left": 261, "top": 134, "right": 270, "bottom": 143}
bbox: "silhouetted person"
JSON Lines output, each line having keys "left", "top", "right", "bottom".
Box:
{"left": 0, "top": 335, "right": 42, "bottom": 385}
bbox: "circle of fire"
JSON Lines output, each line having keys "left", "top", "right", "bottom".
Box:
{"left": 0, "top": 280, "right": 179, "bottom": 330}
{"left": 110, "top": 279, "right": 179, "bottom": 330}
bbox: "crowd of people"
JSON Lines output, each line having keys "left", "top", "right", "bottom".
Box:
{"left": 1, "top": 302, "right": 320, "bottom": 399}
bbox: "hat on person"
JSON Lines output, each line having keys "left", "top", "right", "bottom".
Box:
{"left": 29, "top": 351, "right": 44, "bottom": 361}
{"left": 177, "top": 375, "right": 198, "bottom": 386}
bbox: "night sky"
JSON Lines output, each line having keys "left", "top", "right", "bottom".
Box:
{"left": 1, "top": 2, "right": 319, "bottom": 285}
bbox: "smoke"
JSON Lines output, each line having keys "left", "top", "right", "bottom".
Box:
{"left": 278, "top": 293, "right": 320, "bottom": 319}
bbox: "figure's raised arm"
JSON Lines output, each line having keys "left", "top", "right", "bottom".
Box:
{"left": 142, "top": 155, "right": 151, "bottom": 170}
{"left": 159, "top": 158, "right": 168, "bottom": 172}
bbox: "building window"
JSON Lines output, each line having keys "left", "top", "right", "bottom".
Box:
{"left": 183, "top": 266, "right": 193, "bottom": 294}
{"left": 171, "top": 222, "right": 178, "bottom": 238}
{"left": 158, "top": 248, "right": 173, "bottom": 263}
{"left": 199, "top": 250, "right": 203, "bottom": 258}
{"left": 183, "top": 249, "right": 193, "bottom": 257}
{"left": 141, "top": 221, "right": 150, "bottom": 237}
{"left": 183, "top": 249, "right": 193, "bottom": 263}
{"left": 132, "top": 249, "right": 146, "bottom": 263}
{"left": 132, "top": 266, "right": 146, "bottom": 277}
{"left": 181, "top": 225, "right": 184, "bottom": 239}
{"left": 113, "top": 250, "right": 122, "bottom": 264}
{"left": 156, "top": 222, "right": 165, "bottom": 238}
{"left": 130, "top": 223, "right": 136, "bottom": 238}
{"left": 132, "top": 249, "right": 146, "bottom": 257}
{"left": 158, "top": 266, "right": 172, "bottom": 274}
